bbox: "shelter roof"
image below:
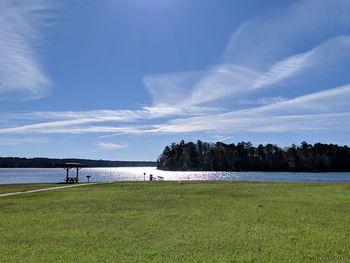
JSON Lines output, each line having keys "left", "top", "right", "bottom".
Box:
{"left": 57, "top": 163, "right": 88, "bottom": 168}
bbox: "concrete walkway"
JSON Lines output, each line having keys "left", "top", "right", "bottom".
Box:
{"left": 0, "top": 183, "right": 95, "bottom": 198}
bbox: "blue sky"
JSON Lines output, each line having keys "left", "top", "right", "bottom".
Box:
{"left": 1, "top": 0, "right": 350, "bottom": 161}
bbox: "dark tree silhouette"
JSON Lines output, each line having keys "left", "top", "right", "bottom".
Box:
{"left": 157, "top": 141, "right": 350, "bottom": 172}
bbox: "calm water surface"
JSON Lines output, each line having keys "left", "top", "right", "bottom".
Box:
{"left": 0, "top": 167, "right": 349, "bottom": 184}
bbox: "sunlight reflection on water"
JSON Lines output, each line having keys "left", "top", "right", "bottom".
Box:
{"left": 0, "top": 167, "right": 349, "bottom": 184}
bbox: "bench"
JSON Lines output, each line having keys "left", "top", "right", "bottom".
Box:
{"left": 65, "top": 177, "right": 79, "bottom": 183}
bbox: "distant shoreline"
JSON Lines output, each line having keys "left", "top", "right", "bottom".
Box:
{"left": 0, "top": 157, "right": 156, "bottom": 168}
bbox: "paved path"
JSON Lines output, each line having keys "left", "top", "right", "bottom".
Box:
{"left": 0, "top": 183, "right": 96, "bottom": 198}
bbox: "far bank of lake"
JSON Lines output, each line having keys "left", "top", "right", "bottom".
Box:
{"left": 0, "top": 167, "right": 349, "bottom": 184}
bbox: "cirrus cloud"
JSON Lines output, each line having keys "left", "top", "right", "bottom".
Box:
{"left": 0, "top": 0, "right": 54, "bottom": 100}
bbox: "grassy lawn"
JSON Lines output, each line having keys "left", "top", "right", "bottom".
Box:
{"left": 0, "top": 181, "right": 349, "bottom": 262}
{"left": 0, "top": 183, "right": 58, "bottom": 195}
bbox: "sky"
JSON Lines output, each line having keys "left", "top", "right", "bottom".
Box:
{"left": 1, "top": 0, "right": 350, "bottom": 161}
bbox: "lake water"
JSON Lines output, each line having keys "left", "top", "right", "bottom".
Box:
{"left": 0, "top": 167, "right": 349, "bottom": 184}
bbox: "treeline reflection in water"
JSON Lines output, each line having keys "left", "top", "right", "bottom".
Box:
{"left": 0, "top": 167, "right": 349, "bottom": 184}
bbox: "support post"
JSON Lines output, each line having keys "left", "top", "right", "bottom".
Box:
{"left": 76, "top": 167, "right": 80, "bottom": 181}
{"left": 66, "top": 168, "right": 69, "bottom": 182}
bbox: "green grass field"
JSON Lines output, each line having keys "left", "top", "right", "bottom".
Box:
{"left": 0, "top": 181, "right": 349, "bottom": 262}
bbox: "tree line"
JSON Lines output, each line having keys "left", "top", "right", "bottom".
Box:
{"left": 0, "top": 157, "right": 156, "bottom": 168}
{"left": 157, "top": 140, "right": 350, "bottom": 172}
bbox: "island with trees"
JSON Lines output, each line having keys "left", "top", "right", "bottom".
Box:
{"left": 157, "top": 140, "right": 350, "bottom": 172}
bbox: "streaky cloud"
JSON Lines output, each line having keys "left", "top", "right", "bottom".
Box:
{"left": 143, "top": 71, "right": 203, "bottom": 107}
{"left": 250, "top": 52, "right": 312, "bottom": 90}
{"left": 151, "top": 85, "right": 350, "bottom": 134}
{"left": 0, "top": 0, "right": 54, "bottom": 100}
{"left": 143, "top": 0, "right": 350, "bottom": 110}
{"left": 184, "top": 64, "right": 259, "bottom": 106}
{"left": 222, "top": 0, "right": 350, "bottom": 69}
{"left": 252, "top": 84, "right": 350, "bottom": 115}
{"left": 1, "top": 85, "right": 349, "bottom": 135}
{"left": 95, "top": 142, "right": 126, "bottom": 150}
{"left": 0, "top": 136, "right": 47, "bottom": 145}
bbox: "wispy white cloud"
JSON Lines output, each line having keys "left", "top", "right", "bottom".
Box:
{"left": 142, "top": 34, "right": 350, "bottom": 110}
{"left": 250, "top": 51, "right": 312, "bottom": 90}
{"left": 184, "top": 64, "right": 259, "bottom": 106}
{"left": 0, "top": 122, "right": 146, "bottom": 134}
{"left": 1, "top": 84, "right": 349, "bottom": 135}
{"left": 251, "top": 36, "right": 350, "bottom": 91}
{"left": 95, "top": 142, "right": 127, "bottom": 150}
{"left": 222, "top": 0, "right": 350, "bottom": 69}
{"left": 143, "top": 22, "right": 350, "bottom": 111}
{"left": 149, "top": 84, "right": 350, "bottom": 134}
{"left": 143, "top": 71, "right": 202, "bottom": 107}
{"left": 252, "top": 84, "right": 350, "bottom": 115}
{"left": 256, "top": 97, "right": 287, "bottom": 106}
{"left": 0, "top": 0, "right": 53, "bottom": 100}
{"left": 0, "top": 137, "right": 47, "bottom": 145}
{"left": 152, "top": 112, "right": 350, "bottom": 134}
{"left": 0, "top": 105, "right": 221, "bottom": 134}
